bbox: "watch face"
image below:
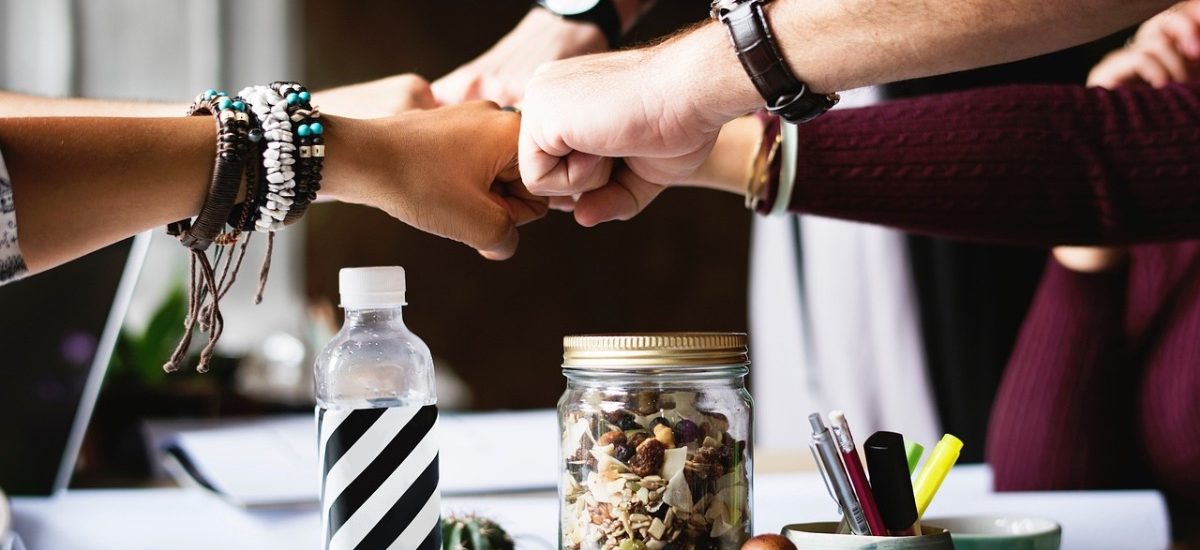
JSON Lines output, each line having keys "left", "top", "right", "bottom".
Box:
{"left": 542, "top": 0, "right": 601, "bottom": 16}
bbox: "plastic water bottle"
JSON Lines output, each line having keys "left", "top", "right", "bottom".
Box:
{"left": 314, "top": 266, "right": 440, "bottom": 550}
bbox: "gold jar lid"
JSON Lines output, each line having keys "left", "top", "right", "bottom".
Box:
{"left": 562, "top": 332, "right": 748, "bottom": 369}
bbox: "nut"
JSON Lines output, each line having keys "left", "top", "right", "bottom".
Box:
{"left": 599, "top": 430, "right": 628, "bottom": 447}
{"left": 653, "top": 424, "right": 676, "bottom": 448}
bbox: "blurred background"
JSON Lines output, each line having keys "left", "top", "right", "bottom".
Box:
{"left": 0, "top": 0, "right": 1131, "bottom": 492}
{"left": 0, "top": 0, "right": 749, "bottom": 488}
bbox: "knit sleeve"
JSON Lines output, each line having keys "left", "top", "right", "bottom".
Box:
{"left": 787, "top": 82, "right": 1200, "bottom": 247}
{"left": 0, "top": 145, "right": 28, "bottom": 284}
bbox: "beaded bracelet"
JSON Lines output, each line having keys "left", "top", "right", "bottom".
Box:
{"left": 239, "top": 84, "right": 297, "bottom": 232}
{"left": 168, "top": 90, "right": 251, "bottom": 250}
{"left": 164, "top": 89, "right": 254, "bottom": 373}
{"left": 274, "top": 81, "right": 325, "bottom": 225}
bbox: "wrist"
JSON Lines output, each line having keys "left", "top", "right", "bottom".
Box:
{"left": 658, "top": 22, "right": 762, "bottom": 126}
{"left": 319, "top": 115, "right": 381, "bottom": 204}
{"left": 523, "top": 6, "right": 609, "bottom": 55}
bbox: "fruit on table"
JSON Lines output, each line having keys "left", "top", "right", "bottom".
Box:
{"left": 740, "top": 534, "right": 797, "bottom": 550}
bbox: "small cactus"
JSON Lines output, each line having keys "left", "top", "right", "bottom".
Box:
{"left": 441, "top": 513, "right": 515, "bottom": 550}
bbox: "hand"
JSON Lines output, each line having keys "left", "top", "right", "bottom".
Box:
{"left": 316, "top": 74, "right": 437, "bottom": 118}
{"left": 1088, "top": 0, "right": 1200, "bottom": 88}
{"left": 325, "top": 102, "right": 548, "bottom": 260}
{"left": 432, "top": 8, "right": 608, "bottom": 106}
{"left": 519, "top": 25, "right": 758, "bottom": 225}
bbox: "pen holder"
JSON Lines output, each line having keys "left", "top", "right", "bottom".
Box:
{"left": 781, "top": 522, "right": 954, "bottom": 549}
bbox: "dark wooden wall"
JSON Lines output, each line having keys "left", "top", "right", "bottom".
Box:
{"left": 302, "top": 2, "right": 750, "bottom": 410}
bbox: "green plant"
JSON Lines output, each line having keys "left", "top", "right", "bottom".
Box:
{"left": 442, "top": 514, "right": 515, "bottom": 550}
{"left": 109, "top": 284, "right": 189, "bottom": 384}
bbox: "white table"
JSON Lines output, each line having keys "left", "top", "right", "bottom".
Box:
{"left": 10, "top": 466, "right": 1169, "bottom": 550}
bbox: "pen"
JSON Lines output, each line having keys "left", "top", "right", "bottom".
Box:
{"left": 912, "top": 434, "right": 963, "bottom": 518}
{"left": 864, "top": 431, "right": 921, "bottom": 536}
{"left": 828, "top": 411, "right": 886, "bottom": 536}
{"left": 809, "top": 413, "right": 872, "bottom": 535}
{"left": 906, "top": 441, "right": 925, "bottom": 475}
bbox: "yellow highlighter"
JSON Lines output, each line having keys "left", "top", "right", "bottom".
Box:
{"left": 912, "top": 434, "right": 963, "bottom": 518}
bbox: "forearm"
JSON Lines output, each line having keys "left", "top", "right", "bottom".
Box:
{"left": 0, "top": 114, "right": 363, "bottom": 273}
{"left": 668, "top": 0, "right": 1171, "bottom": 121}
{"left": 0, "top": 90, "right": 185, "bottom": 117}
{"left": 784, "top": 82, "right": 1200, "bottom": 246}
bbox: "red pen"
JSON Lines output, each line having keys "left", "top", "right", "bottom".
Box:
{"left": 829, "top": 410, "right": 887, "bottom": 536}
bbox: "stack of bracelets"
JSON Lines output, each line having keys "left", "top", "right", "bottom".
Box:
{"left": 164, "top": 81, "right": 325, "bottom": 373}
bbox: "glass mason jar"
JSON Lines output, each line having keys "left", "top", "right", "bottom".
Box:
{"left": 558, "top": 333, "right": 753, "bottom": 550}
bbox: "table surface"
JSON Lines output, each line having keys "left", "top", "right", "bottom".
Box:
{"left": 8, "top": 465, "right": 1169, "bottom": 550}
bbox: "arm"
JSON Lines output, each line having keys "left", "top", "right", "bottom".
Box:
{"left": 519, "top": 0, "right": 1173, "bottom": 221}
{"left": 663, "top": 82, "right": 1200, "bottom": 247}
{"left": 432, "top": 0, "right": 654, "bottom": 105}
{"left": 1, "top": 102, "right": 544, "bottom": 275}
{"left": 0, "top": 90, "right": 185, "bottom": 117}
{"left": 0, "top": 75, "right": 436, "bottom": 119}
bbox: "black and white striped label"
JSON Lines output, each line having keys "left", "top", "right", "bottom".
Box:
{"left": 317, "top": 404, "right": 441, "bottom": 550}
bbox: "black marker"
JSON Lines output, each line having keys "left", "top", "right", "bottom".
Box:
{"left": 864, "top": 431, "right": 921, "bottom": 536}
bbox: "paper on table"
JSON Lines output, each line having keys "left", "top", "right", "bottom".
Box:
{"left": 162, "top": 409, "right": 558, "bottom": 507}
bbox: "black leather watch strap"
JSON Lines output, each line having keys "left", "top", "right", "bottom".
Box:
{"left": 537, "top": 0, "right": 622, "bottom": 49}
{"left": 715, "top": 0, "right": 839, "bottom": 123}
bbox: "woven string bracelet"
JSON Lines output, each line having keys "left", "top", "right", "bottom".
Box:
{"left": 164, "top": 89, "right": 252, "bottom": 373}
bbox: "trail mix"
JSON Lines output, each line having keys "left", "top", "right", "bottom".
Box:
{"left": 561, "top": 392, "right": 750, "bottom": 550}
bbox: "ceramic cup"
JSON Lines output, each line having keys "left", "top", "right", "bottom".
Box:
{"left": 781, "top": 522, "right": 954, "bottom": 549}
{"left": 924, "top": 516, "right": 1061, "bottom": 550}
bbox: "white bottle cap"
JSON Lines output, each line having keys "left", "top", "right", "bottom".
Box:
{"left": 339, "top": 266, "right": 406, "bottom": 308}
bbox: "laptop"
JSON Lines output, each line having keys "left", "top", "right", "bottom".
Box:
{"left": 0, "top": 232, "right": 150, "bottom": 495}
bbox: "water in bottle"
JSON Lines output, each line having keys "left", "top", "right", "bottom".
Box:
{"left": 315, "top": 266, "right": 440, "bottom": 550}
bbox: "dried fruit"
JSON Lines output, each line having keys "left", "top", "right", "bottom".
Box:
{"left": 741, "top": 534, "right": 797, "bottom": 550}
{"left": 614, "top": 444, "right": 635, "bottom": 463}
{"left": 605, "top": 410, "right": 634, "bottom": 427}
{"left": 691, "top": 446, "right": 725, "bottom": 480}
{"left": 632, "top": 391, "right": 659, "bottom": 415}
{"left": 598, "top": 430, "right": 628, "bottom": 447}
{"left": 673, "top": 419, "right": 702, "bottom": 445}
{"left": 702, "top": 412, "right": 730, "bottom": 438}
{"left": 649, "top": 417, "right": 671, "bottom": 431}
{"left": 628, "top": 431, "right": 651, "bottom": 449}
{"left": 618, "top": 415, "right": 644, "bottom": 431}
{"left": 629, "top": 438, "right": 666, "bottom": 477}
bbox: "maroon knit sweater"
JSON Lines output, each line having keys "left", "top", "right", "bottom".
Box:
{"left": 782, "top": 82, "right": 1200, "bottom": 539}
{"left": 787, "top": 82, "right": 1200, "bottom": 246}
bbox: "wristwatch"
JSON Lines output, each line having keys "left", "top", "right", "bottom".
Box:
{"left": 536, "top": 0, "right": 622, "bottom": 49}
{"left": 711, "top": 0, "right": 839, "bottom": 124}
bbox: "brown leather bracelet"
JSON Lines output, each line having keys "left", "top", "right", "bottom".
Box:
{"left": 712, "top": 0, "right": 839, "bottom": 124}
{"left": 168, "top": 91, "right": 252, "bottom": 251}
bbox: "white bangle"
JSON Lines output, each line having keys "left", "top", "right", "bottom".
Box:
{"left": 770, "top": 121, "right": 799, "bottom": 216}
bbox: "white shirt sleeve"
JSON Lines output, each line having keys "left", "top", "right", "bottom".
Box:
{"left": 0, "top": 145, "right": 28, "bottom": 285}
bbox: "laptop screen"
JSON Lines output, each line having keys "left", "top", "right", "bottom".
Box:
{"left": 0, "top": 235, "right": 146, "bottom": 495}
